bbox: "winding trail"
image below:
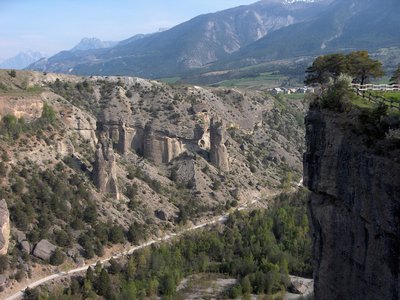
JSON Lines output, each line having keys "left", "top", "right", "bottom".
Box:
{"left": 3, "top": 180, "right": 303, "bottom": 300}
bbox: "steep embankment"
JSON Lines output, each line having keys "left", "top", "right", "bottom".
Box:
{"left": 304, "top": 108, "right": 400, "bottom": 299}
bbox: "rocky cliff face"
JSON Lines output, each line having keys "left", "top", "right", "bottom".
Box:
{"left": 0, "top": 199, "right": 10, "bottom": 255}
{"left": 93, "top": 133, "right": 119, "bottom": 199}
{"left": 143, "top": 123, "right": 185, "bottom": 165}
{"left": 304, "top": 109, "right": 400, "bottom": 300}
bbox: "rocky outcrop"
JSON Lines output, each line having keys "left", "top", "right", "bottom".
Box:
{"left": 288, "top": 276, "right": 313, "bottom": 295}
{"left": 20, "top": 240, "right": 31, "bottom": 254}
{"left": 33, "top": 239, "right": 57, "bottom": 261}
{"left": 93, "top": 134, "right": 119, "bottom": 199}
{"left": 304, "top": 109, "right": 400, "bottom": 300}
{"left": 0, "top": 199, "right": 10, "bottom": 255}
{"left": 143, "top": 123, "right": 184, "bottom": 165}
{"left": 60, "top": 105, "right": 98, "bottom": 148}
{"left": 117, "top": 121, "right": 136, "bottom": 154}
{"left": 56, "top": 139, "right": 75, "bottom": 157}
{"left": 194, "top": 109, "right": 211, "bottom": 151}
{"left": 210, "top": 118, "right": 229, "bottom": 172}
{"left": 0, "top": 98, "right": 43, "bottom": 121}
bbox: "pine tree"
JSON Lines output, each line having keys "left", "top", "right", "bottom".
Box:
{"left": 96, "top": 268, "right": 111, "bottom": 296}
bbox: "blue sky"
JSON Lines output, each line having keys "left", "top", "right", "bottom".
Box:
{"left": 0, "top": 0, "right": 257, "bottom": 59}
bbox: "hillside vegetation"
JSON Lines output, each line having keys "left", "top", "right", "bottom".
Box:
{"left": 0, "top": 70, "right": 306, "bottom": 294}
{"left": 29, "top": 189, "right": 311, "bottom": 300}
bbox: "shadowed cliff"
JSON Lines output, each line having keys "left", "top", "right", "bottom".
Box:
{"left": 304, "top": 107, "right": 400, "bottom": 300}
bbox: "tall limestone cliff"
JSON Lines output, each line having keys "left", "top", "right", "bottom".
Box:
{"left": 304, "top": 109, "right": 400, "bottom": 300}
{"left": 0, "top": 199, "right": 10, "bottom": 255}
{"left": 93, "top": 133, "right": 119, "bottom": 199}
{"left": 210, "top": 118, "right": 229, "bottom": 172}
{"left": 143, "top": 123, "right": 184, "bottom": 165}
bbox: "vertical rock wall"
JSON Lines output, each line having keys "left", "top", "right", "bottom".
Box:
{"left": 304, "top": 109, "right": 400, "bottom": 300}
{"left": 93, "top": 134, "right": 119, "bottom": 199}
{"left": 210, "top": 118, "right": 229, "bottom": 172}
{"left": 143, "top": 123, "right": 184, "bottom": 165}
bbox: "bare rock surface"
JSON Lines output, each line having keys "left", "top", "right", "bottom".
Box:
{"left": 210, "top": 118, "right": 229, "bottom": 172}
{"left": 33, "top": 239, "right": 57, "bottom": 261}
{"left": 93, "top": 133, "right": 119, "bottom": 199}
{"left": 20, "top": 240, "right": 31, "bottom": 254}
{"left": 304, "top": 109, "right": 400, "bottom": 300}
{"left": 0, "top": 274, "right": 7, "bottom": 286}
{"left": 0, "top": 199, "right": 10, "bottom": 255}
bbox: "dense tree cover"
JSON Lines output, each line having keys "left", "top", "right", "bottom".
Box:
{"left": 305, "top": 51, "right": 384, "bottom": 86}
{"left": 32, "top": 189, "right": 311, "bottom": 299}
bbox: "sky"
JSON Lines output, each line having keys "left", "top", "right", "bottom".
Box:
{"left": 0, "top": 0, "right": 258, "bottom": 59}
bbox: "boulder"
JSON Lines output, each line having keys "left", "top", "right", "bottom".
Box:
{"left": 33, "top": 239, "right": 56, "bottom": 261}
{"left": 14, "top": 230, "right": 26, "bottom": 243}
{"left": 20, "top": 240, "right": 31, "bottom": 254}
{"left": 0, "top": 199, "right": 10, "bottom": 255}
{"left": 75, "top": 257, "right": 85, "bottom": 267}
{"left": 289, "top": 278, "right": 309, "bottom": 294}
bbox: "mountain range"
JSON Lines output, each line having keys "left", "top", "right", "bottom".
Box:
{"left": 26, "top": 0, "right": 400, "bottom": 79}
{"left": 229, "top": 0, "right": 400, "bottom": 63}
{"left": 0, "top": 51, "right": 45, "bottom": 70}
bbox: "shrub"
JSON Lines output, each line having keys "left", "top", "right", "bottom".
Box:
{"left": 39, "top": 103, "right": 57, "bottom": 126}
{"left": 319, "top": 74, "right": 354, "bottom": 111}
{"left": 108, "top": 225, "right": 125, "bottom": 244}
{"left": 125, "top": 90, "right": 133, "bottom": 98}
{"left": 125, "top": 183, "right": 138, "bottom": 200}
{"left": 0, "top": 255, "right": 9, "bottom": 272}
{"left": 50, "top": 248, "right": 65, "bottom": 266}
{"left": 9, "top": 70, "right": 16, "bottom": 78}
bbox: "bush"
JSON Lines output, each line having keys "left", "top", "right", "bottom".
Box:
{"left": 358, "top": 102, "right": 389, "bottom": 142}
{"left": 8, "top": 70, "right": 16, "bottom": 78}
{"left": 125, "top": 183, "right": 138, "bottom": 200}
{"left": 125, "top": 90, "right": 133, "bottom": 98}
{"left": 319, "top": 74, "right": 354, "bottom": 112}
{"left": 50, "top": 248, "right": 65, "bottom": 266}
{"left": 0, "top": 255, "right": 9, "bottom": 272}
{"left": 108, "top": 225, "right": 125, "bottom": 244}
{"left": 39, "top": 103, "right": 57, "bottom": 126}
